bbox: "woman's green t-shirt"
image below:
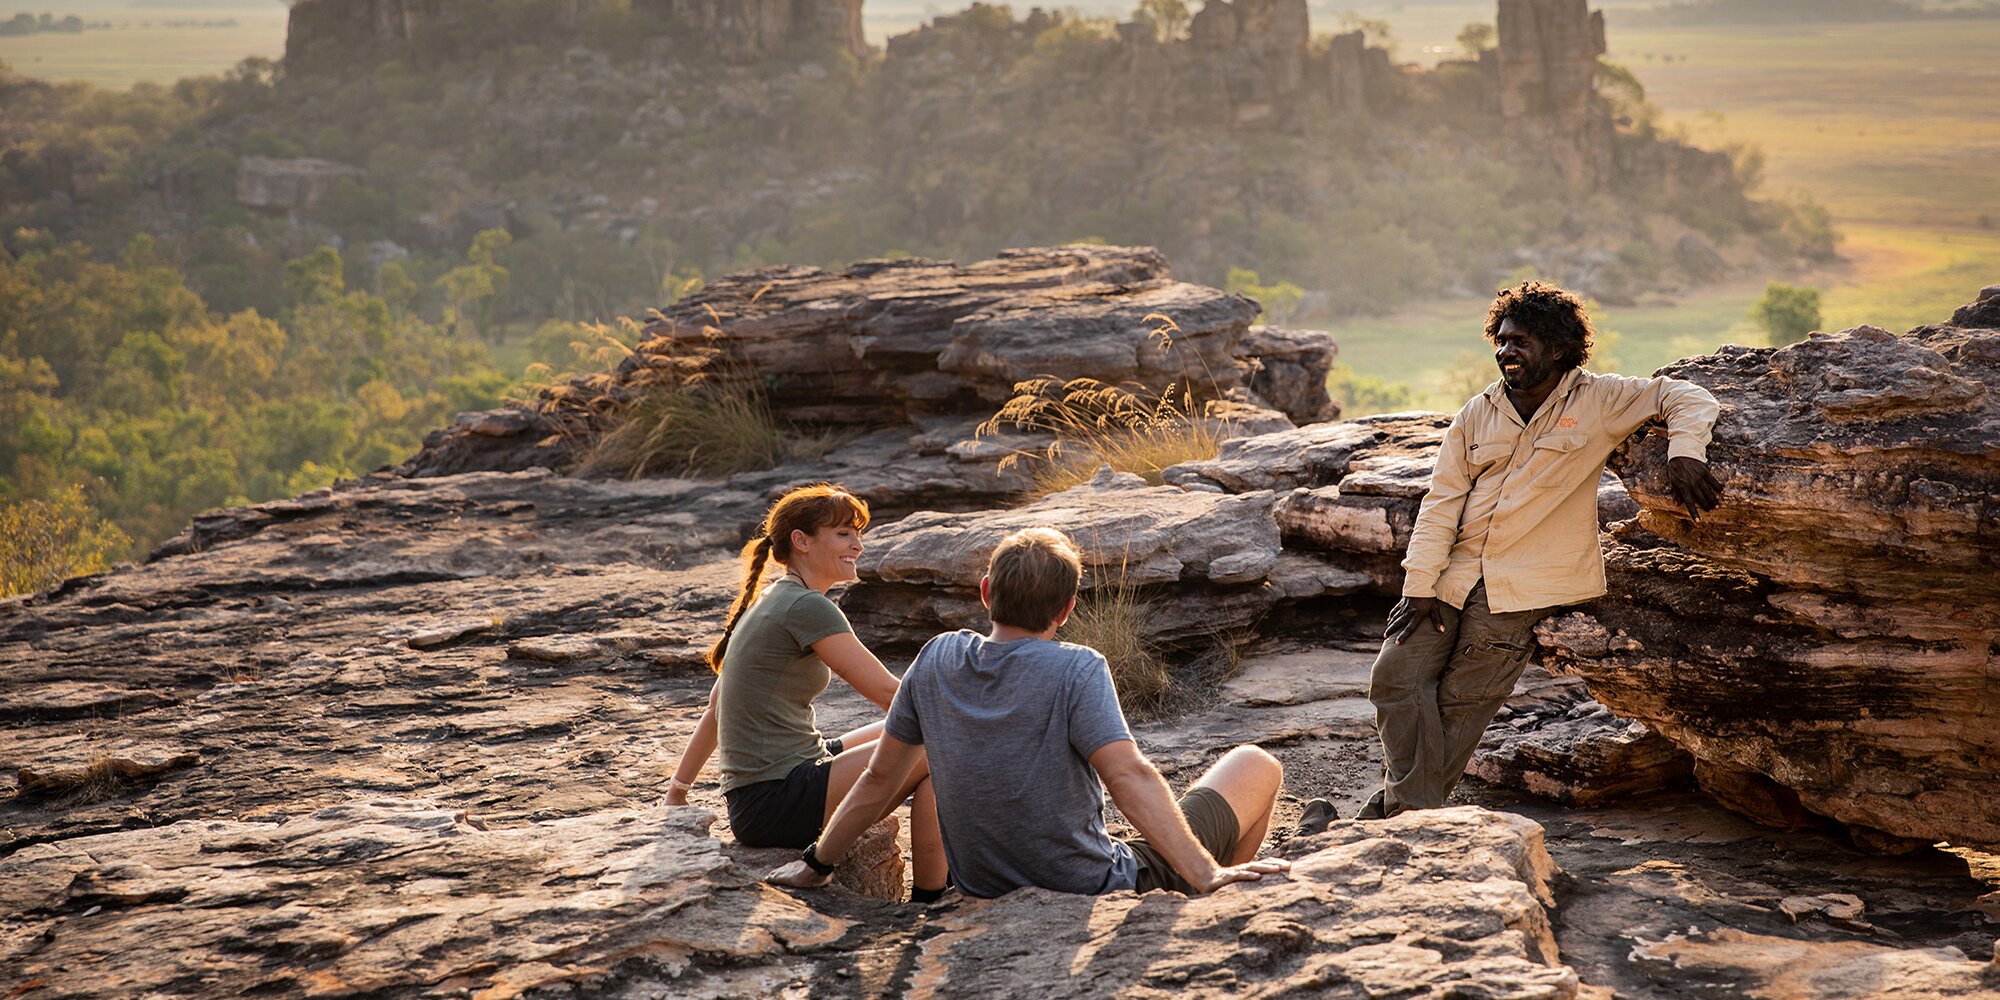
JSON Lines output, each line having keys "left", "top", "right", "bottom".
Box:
{"left": 714, "top": 578, "right": 855, "bottom": 792}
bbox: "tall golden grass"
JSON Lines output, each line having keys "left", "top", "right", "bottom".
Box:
{"left": 977, "top": 312, "right": 1231, "bottom": 498}
{"left": 979, "top": 375, "right": 1226, "bottom": 498}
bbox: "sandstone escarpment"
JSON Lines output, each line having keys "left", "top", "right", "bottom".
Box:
{"left": 1540, "top": 288, "right": 2000, "bottom": 849}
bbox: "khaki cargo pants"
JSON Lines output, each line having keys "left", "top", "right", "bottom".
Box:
{"left": 1367, "top": 581, "right": 1548, "bottom": 813}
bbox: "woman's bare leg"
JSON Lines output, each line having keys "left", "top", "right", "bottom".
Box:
{"left": 834, "top": 720, "right": 884, "bottom": 751}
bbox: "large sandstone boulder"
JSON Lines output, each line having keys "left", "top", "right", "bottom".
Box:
{"left": 235, "top": 156, "right": 364, "bottom": 213}
{"left": 646, "top": 0, "right": 867, "bottom": 64}
{"left": 842, "top": 467, "right": 1302, "bottom": 648}
{"left": 403, "top": 246, "right": 1339, "bottom": 478}
{"left": 1542, "top": 292, "right": 2000, "bottom": 848}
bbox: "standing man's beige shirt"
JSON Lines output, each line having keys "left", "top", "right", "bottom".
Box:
{"left": 1401, "top": 367, "right": 1720, "bottom": 613}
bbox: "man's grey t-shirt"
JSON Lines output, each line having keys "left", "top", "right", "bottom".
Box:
{"left": 885, "top": 629, "right": 1138, "bottom": 898}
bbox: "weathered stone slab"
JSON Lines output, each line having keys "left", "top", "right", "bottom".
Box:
{"left": 845, "top": 468, "right": 1285, "bottom": 646}
{"left": 0, "top": 800, "right": 843, "bottom": 999}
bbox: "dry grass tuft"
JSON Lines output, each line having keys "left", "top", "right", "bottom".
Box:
{"left": 576, "top": 333, "right": 847, "bottom": 480}
{"left": 17, "top": 751, "right": 198, "bottom": 804}
{"left": 979, "top": 376, "right": 1225, "bottom": 499}
{"left": 1059, "top": 566, "right": 1172, "bottom": 718}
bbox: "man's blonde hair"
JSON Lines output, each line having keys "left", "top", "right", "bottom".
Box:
{"left": 986, "top": 527, "right": 1082, "bottom": 632}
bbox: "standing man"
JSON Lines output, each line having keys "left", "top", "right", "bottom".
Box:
{"left": 1353, "top": 281, "right": 1723, "bottom": 820}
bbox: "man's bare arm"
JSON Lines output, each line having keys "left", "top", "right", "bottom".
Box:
{"left": 765, "top": 735, "right": 922, "bottom": 888}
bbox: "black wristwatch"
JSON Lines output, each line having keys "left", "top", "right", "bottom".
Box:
{"left": 801, "top": 841, "right": 837, "bottom": 876}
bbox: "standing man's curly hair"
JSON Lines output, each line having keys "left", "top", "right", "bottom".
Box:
{"left": 1484, "top": 281, "right": 1595, "bottom": 371}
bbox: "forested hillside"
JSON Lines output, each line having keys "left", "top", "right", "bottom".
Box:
{"left": 0, "top": 0, "right": 1837, "bottom": 590}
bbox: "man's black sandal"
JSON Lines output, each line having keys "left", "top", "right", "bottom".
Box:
{"left": 801, "top": 842, "right": 837, "bottom": 876}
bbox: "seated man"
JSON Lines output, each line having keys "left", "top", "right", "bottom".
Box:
{"left": 768, "top": 527, "right": 1290, "bottom": 898}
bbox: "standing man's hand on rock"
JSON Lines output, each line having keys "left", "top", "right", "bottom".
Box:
{"left": 1386, "top": 596, "right": 1445, "bottom": 644}
{"left": 1667, "top": 456, "right": 1723, "bottom": 522}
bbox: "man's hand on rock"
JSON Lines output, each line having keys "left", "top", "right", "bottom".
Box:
{"left": 1667, "top": 456, "right": 1723, "bottom": 522}
{"left": 1199, "top": 857, "right": 1292, "bottom": 893}
{"left": 765, "top": 860, "right": 833, "bottom": 889}
{"left": 1386, "top": 597, "right": 1445, "bottom": 644}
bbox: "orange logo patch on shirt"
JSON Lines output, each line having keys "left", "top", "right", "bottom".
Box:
{"left": 1557, "top": 417, "right": 1579, "bottom": 428}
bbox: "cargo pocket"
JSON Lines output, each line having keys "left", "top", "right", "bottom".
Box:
{"left": 1443, "top": 635, "right": 1535, "bottom": 704}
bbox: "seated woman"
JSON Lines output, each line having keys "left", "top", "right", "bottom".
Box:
{"left": 663, "top": 484, "right": 947, "bottom": 901}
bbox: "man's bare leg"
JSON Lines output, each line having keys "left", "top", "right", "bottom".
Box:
{"left": 1189, "top": 745, "right": 1283, "bottom": 864}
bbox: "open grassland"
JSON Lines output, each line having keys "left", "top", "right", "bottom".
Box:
{"left": 1609, "top": 19, "right": 2000, "bottom": 231}
{"left": 0, "top": 12, "right": 283, "bottom": 89}
{"left": 1334, "top": 15, "right": 2000, "bottom": 406}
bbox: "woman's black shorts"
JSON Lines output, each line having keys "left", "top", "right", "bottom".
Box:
{"left": 724, "top": 743, "right": 840, "bottom": 849}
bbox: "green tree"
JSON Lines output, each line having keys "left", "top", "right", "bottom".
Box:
{"left": 1326, "top": 364, "right": 1418, "bottom": 418}
{"left": 1132, "top": 0, "right": 1191, "bottom": 42}
{"left": 1751, "top": 282, "right": 1822, "bottom": 344}
{"left": 0, "top": 484, "right": 132, "bottom": 597}
{"left": 1224, "top": 267, "right": 1305, "bottom": 324}
{"left": 285, "top": 245, "right": 347, "bottom": 308}
{"left": 437, "top": 228, "right": 513, "bottom": 340}
{"left": 1456, "top": 22, "right": 1495, "bottom": 56}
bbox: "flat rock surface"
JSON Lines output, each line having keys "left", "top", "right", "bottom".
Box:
{"left": 909, "top": 808, "right": 1578, "bottom": 999}
{"left": 3, "top": 801, "right": 844, "bottom": 1000}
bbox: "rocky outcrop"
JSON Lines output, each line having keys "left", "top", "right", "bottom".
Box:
{"left": 843, "top": 467, "right": 1305, "bottom": 649}
{"left": 1497, "top": 0, "right": 1612, "bottom": 188}
{"left": 1540, "top": 292, "right": 2000, "bottom": 849}
{"left": 9, "top": 294, "right": 2000, "bottom": 995}
{"left": 1115, "top": 0, "right": 1394, "bottom": 128}
{"left": 285, "top": 0, "right": 864, "bottom": 74}
{"left": 645, "top": 0, "right": 867, "bottom": 64}
{"left": 1497, "top": 0, "right": 1605, "bottom": 121}
{"left": 1469, "top": 670, "right": 1695, "bottom": 806}
{"left": 235, "top": 156, "right": 365, "bottom": 214}
{"left": 403, "top": 246, "right": 1338, "bottom": 478}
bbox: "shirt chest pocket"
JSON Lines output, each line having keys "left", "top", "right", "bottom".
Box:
{"left": 1466, "top": 435, "right": 1515, "bottom": 472}
{"left": 1523, "top": 432, "right": 1591, "bottom": 489}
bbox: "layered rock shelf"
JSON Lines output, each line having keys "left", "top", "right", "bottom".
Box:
{"left": 403, "top": 245, "right": 1340, "bottom": 479}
